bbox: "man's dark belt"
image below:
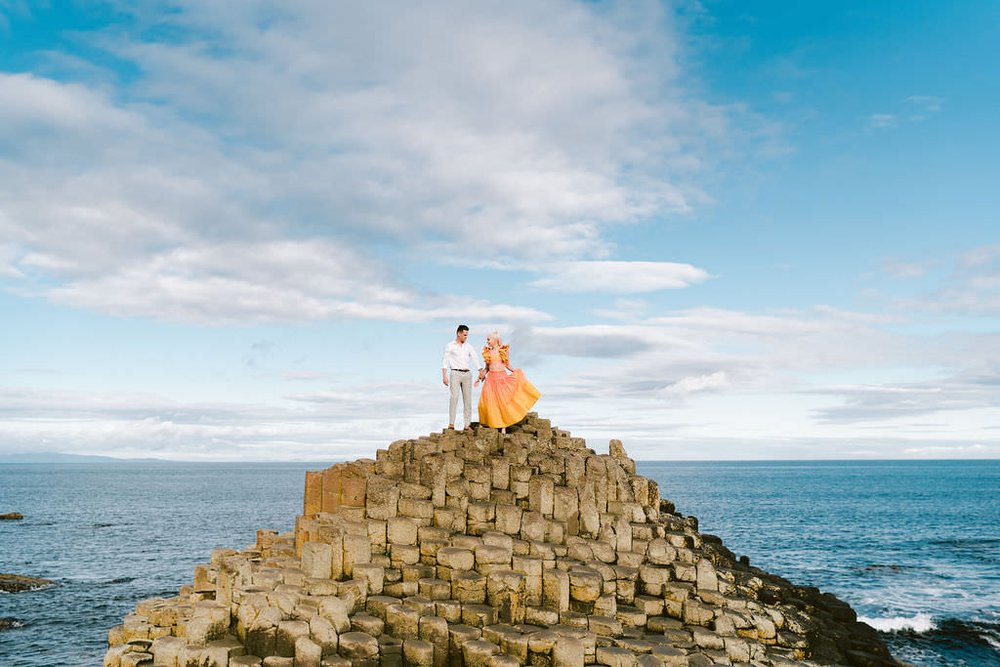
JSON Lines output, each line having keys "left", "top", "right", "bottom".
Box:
{"left": 452, "top": 369, "right": 469, "bottom": 372}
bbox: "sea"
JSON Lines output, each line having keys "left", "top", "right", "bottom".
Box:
{"left": 0, "top": 459, "right": 997, "bottom": 667}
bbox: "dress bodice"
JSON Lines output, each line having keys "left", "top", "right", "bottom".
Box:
{"left": 482, "top": 344, "right": 509, "bottom": 370}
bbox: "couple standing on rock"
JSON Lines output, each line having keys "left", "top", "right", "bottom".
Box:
{"left": 441, "top": 324, "right": 540, "bottom": 433}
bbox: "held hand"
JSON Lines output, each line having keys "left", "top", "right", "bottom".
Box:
{"left": 474, "top": 379, "right": 481, "bottom": 387}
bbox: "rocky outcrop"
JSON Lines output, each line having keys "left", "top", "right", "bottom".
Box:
{"left": 0, "top": 573, "right": 53, "bottom": 593}
{"left": 104, "top": 415, "right": 900, "bottom": 667}
{"left": 0, "top": 512, "right": 24, "bottom": 520}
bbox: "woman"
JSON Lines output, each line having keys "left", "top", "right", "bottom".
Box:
{"left": 477, "top": 332, "right": 540, "bottom": 432}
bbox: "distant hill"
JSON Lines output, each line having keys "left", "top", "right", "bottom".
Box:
{"left": 0, "top": 452, "right": 164, "bottom": 463}
{"left": 0, "top": 452, "right": 341, "bottom": 464}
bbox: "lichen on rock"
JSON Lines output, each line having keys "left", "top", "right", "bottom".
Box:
{"left": 104, "top": 415, "right": 901, "bottom": 667}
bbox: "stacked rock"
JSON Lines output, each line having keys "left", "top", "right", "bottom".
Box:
{"left": 104, "top": 415, "right": 899, "bottom": 667}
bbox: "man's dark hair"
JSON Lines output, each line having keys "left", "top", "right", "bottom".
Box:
{"left": 457, "top": 324, "right": 469, "bottom": 333}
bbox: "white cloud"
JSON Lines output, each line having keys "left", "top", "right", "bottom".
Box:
{"left": 0, "top": 383, "right": 448, "bottom": 461}
{"left": 535, "top": 389, "right": 1000, "bottom": 460}
{"left": 961, "top": 244, "right": 1000, "bottom": 268}
{"left": 810, "top": 383, "right": 978, "bottom": 423}
{"left": 658, "top": 371, "right": 729, "bottom": 397}
{"left": 911, "top": 243, "right": 1000, "bottom": 316}
{"left": 531, "top": 261, "right": 711, "bottom": 293}
{"left": 868, "top": 113, "right": 896, "bottom": 129}
{"left": 519, "top": 307, "right": 884, "bottom": 406}
{"left": 0, "top": 2, "right": 730, "bottom": 323}
{"left": 0, "top": 243, "right": 24, "bottom": 277}
{"left": 869, "top": 96, "right": 944, "bottom": 129}
{"left": 881, "top": 259, "right": 928, "bottom": 279}
{"left": 645, "top": 306, "right": 860, "bottom": 336}
{"left": 524, "top": 323, "right": 692, "bottom": 359}
{"left": 40, "top": 239, "right": 549, "bottom": 324}
{"left": 902, "top": 443, "right": 995, "bottom": 457}
{"left": 518, "top": 306, "right": 1000, "bottom": 435}
{"left": 592, "top": 298, "right": 650, "bottom": 320}
{"left": 4, "top": 380, "right": 992, "bottom": 462}
{"left": 904, "top": 95, "right": 944, "bottom": 116}
{"left": 809, "top": 353, "right": 1000, "bottom": 424}
{"left": 0, "top": 72, "right": 261, "bottom": 279}
{"left": 4, "top": 299, "right": 999, "bottom": 459}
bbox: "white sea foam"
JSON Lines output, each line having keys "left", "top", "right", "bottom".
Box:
{"left": 859, "top": 613, "right": 936, "bottom": 633}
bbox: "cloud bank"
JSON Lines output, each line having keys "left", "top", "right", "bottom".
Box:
{"left": 0, "top": 0, "right": 725, "bottom": 323}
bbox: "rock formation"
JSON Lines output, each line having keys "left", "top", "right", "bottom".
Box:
{"left": 0, "top": 573, "right": 54, "bottom": 593}
{"left": 104, "top": 415, "right": 900, "bottom": 667}
{"left": 0, "top": 617, "right": 23, "bottom": 631}
{"left": 0, "top": 511, "right": 24, "bottom": 520}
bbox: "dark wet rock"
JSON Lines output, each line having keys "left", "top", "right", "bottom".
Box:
{"left": 0, "top": 512, "right": 23, "bottom": 520}
{"left": 0, "top": 617, "right": 21, "bottom": 630}
{"left": 0, "top": 573, "right": 54, "bottom": 592}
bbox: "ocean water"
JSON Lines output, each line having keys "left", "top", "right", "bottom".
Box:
{"left": 0, "top": 459, "right": 997, "bottom": 667}
{"left": 0, "top": 462, "right": 310, "bottom": 667}
{"left": 641, "top": 460, "right": 1000, "bottom": 667}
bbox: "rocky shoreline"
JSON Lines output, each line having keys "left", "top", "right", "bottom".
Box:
{"left": 104, "top": 415, "right": 901, "bottom": 667}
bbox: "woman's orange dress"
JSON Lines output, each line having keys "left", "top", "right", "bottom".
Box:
{"left": 478, "top": 344, "right": 540, "bottom": 428}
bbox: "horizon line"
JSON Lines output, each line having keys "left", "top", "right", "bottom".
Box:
{"left": 2, "top": 454, "right": 997, "bottom": 464}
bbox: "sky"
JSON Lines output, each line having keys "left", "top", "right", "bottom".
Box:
{"left": 1, "top": 0, "right": 998, "bottom": 461}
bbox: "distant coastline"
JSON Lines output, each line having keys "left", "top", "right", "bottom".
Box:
{"left": 0, "top": 452, "right": 166, "bottom": 463}
{"left": 0, "top": 452, "right": 345, "bottom": 464}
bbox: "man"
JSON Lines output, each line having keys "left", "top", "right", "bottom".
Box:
{"left": 441, "top": 324, "right": 483, "bottom": 431}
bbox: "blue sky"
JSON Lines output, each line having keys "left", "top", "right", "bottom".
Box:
{"left": 1, "top": 1, "right": 998, "bottom": 460}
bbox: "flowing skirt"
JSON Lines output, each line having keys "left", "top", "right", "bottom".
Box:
{"left": 478, "top": 369, "right": 540, "bottom": 428}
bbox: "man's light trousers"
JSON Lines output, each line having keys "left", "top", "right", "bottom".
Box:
{"left": 449, "top": 369, "right": 472, "bottom": 427}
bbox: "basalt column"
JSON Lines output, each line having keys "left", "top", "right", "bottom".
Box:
{"left": 104, "top": 414, "right": 899, "bottom": 667}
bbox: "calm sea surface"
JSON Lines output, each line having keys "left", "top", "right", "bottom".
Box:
{"left": 0, "top": 459, "right": 997, "bottom": 667}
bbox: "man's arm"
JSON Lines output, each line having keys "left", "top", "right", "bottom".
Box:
{"left": 442, "top": 343, "right": 451, "bottom": 386}
{"left": 472, "top": 345, "right": 486, "bottom": 383}
{"left": 473, "top": 345, "right": 482, "bottom": 386}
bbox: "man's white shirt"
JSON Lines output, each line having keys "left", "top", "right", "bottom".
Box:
{"left": 442, "top": 341, "right": 483, "bottom": 371}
